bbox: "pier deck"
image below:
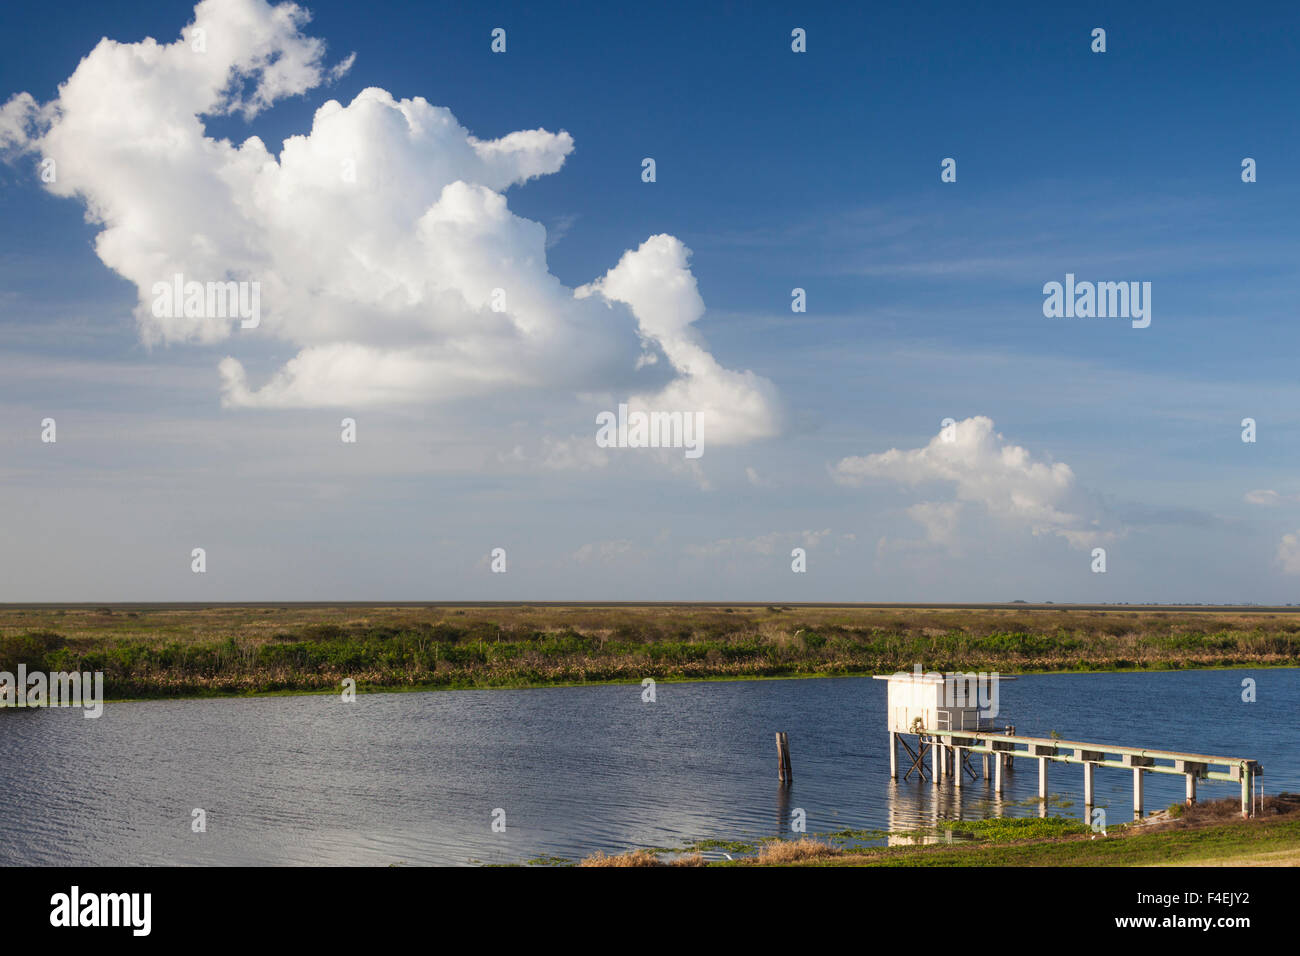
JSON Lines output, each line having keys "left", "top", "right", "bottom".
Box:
{"left": 891, "top": 728, "right": 1262, "bottom": 819}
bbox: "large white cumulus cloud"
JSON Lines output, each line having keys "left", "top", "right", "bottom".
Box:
{"left": 2, "top": 0, "right": 780, "bottom": 446}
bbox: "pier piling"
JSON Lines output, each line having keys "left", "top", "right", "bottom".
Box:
{"left": 775, "top": 731, "right": 792, "bottom": 784}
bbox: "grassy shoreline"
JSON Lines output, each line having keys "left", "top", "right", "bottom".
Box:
{"left": 567, "top": 796, "right": 1300, "bottom": 867}
{"left": 745, "top": 799, "right": 1300, "bottom": 867}
{"left": 2, "top": 603, "right": 1298, "bottom": 701}
{"left": 77, "top": 660, "right": 1300, "bottom": 706}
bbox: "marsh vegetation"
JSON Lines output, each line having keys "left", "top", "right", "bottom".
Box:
{"left": 2, "top": 604, "right": 1297, "bottom": 699}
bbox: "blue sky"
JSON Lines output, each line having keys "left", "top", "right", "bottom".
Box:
{"left": 1, "top": 0, "right": 1298, "bottom": 601}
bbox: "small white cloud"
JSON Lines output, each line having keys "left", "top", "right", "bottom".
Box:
{"left": 833, "top": 415, "right": 1115, "bottom": 550}
{"left": 1245, "top": 489, "right": 1299, "bottom": 506}
{"left": 1279, "top": 531, "right": 1300, "bottom": 575}
{"left": 539, "top": 436, "right": 610, "bottom": 471}
{"left": 572, "top": 539, "right": 642, "bottom": 564}
{"left": 685, "top": 529, "right": 830, "bottom": 558}
{"left": 545, "top": 212, "right": 578, "bottom": 250}
{"left": 0, "top": 92, "right": 40, "bottom": 149}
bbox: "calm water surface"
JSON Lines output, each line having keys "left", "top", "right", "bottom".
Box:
{"left": 2, "top": 669, "right": 1296, "bottom": 865}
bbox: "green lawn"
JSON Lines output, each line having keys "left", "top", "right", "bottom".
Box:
{"left": 744, "top": 815, "right": 1300, "bottom": 866}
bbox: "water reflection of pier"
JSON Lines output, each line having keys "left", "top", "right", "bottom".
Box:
{"left": 886, "top": 760, "right": 1017, "bottom": 844}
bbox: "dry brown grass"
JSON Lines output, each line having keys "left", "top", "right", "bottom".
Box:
{"left": 578, "top": 849, "right": 665, "bottom": 867}
{"left": 1175, "top": 793, "right": 1300, "bottom": 826}
{"left": 576, "top": 848, "right": 708, "bottom": 867}
{"left": 751, "top": 839, "right": 843, "bottom": 864}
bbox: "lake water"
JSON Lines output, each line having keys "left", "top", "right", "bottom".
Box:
{"left": 2, "top": 669, "right": 1296, "bottom": 865}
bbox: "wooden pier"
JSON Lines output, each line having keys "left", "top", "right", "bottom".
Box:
{"left": 891, "top": 729, "right": 1262, "bottom": 819}
{"left": 877, "top": 671, "right": 1263, "bottom": 819}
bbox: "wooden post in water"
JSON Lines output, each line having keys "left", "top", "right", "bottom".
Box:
{"left": 775, "top": 732, "right": 792, "bottom": 784}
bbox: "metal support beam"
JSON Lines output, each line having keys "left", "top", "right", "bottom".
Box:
{"left": 889, "top": 732, "right": 897, "bottom": 780}
{"left": 1038, "top": 756, "right": 1048, "bottom": 800}
{"left": 1083, "top": 762, "right": 1095, "bottom": 807}
{"left": 1134, "top": 768, "right": 1144, "bottom": 818}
